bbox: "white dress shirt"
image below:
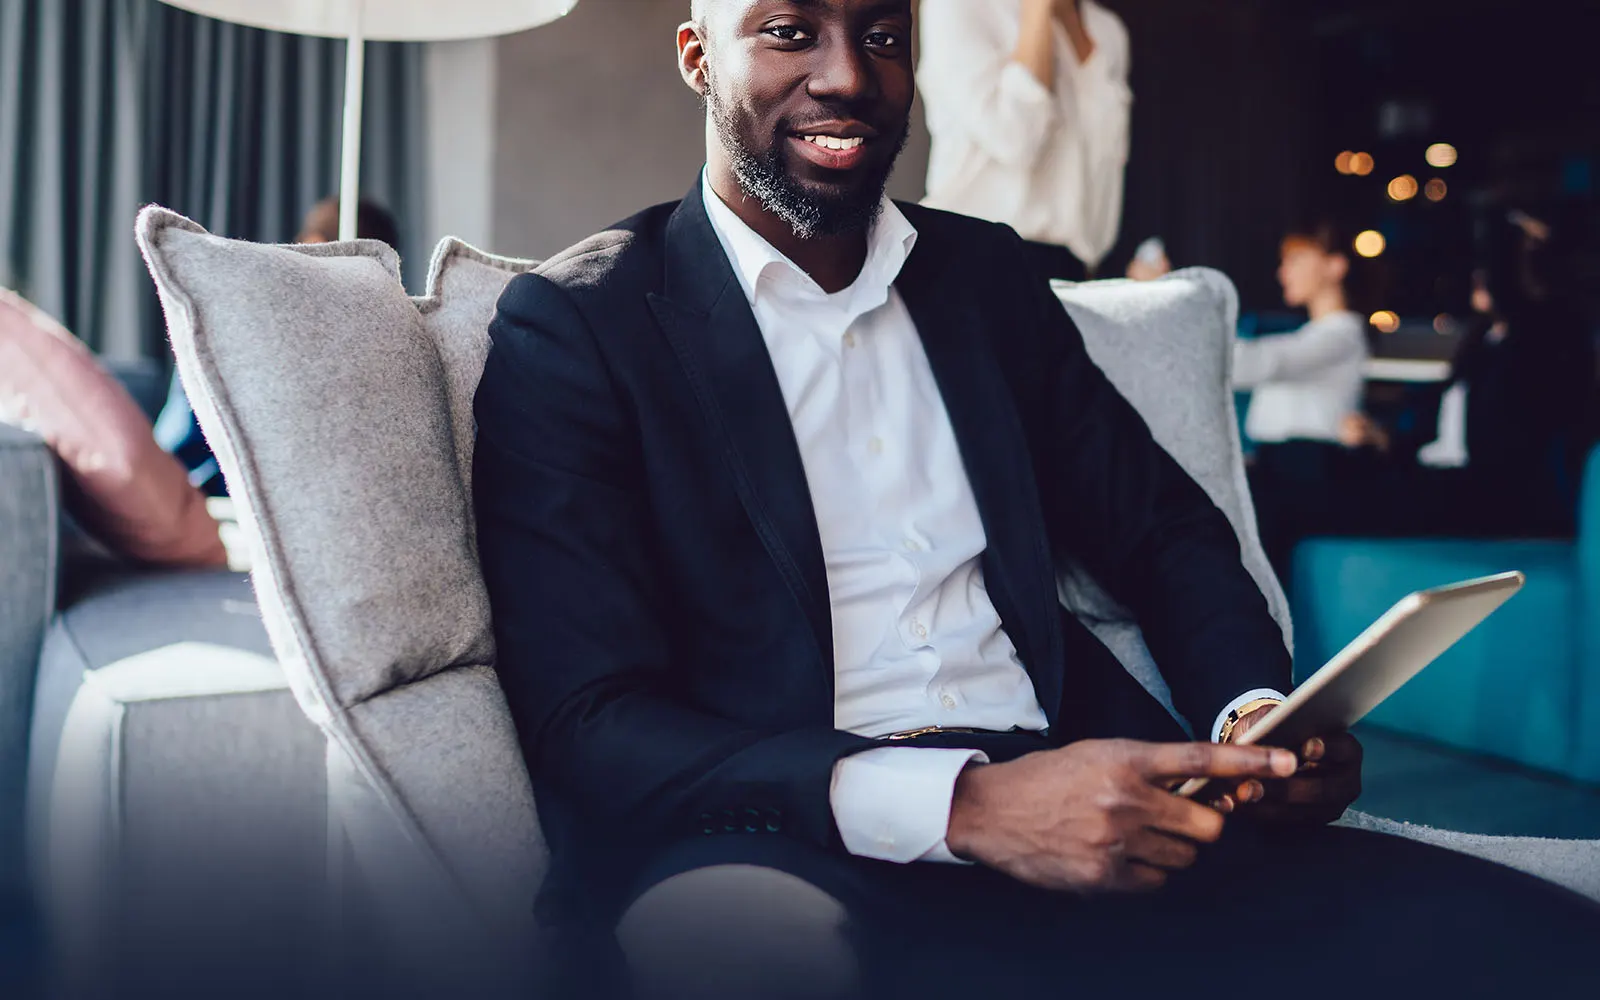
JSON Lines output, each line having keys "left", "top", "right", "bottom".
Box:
{"left": 918, "top": 0, "right": 1132, "bottom": 270}
{"left": 702, "top": 177, "right": 1280, "bottom": 865}
{"left": 1236, "top": 311, "right": 1369, "bottom": 445}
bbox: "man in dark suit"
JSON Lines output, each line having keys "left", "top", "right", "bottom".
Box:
{"left": 473, "top": 1, "right": 1600, "bottom": 996}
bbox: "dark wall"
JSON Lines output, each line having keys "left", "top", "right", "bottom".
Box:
{"left": 1105, "top": 0, "right": 1315, "bottom": 311}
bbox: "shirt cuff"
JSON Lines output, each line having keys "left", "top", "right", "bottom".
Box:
{"left": 830, "top": 746, "right": 988, "bottom": 864}
{"left": 1211, "top": 688, "right": 1288, "bottom": 743}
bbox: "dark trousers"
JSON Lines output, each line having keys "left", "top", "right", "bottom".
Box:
{"left": 617, "top": 731, "right": 1600, "bottom": 999}
{"left": 1247, "top": 439, "right": 1372, "bottom": 587}
{"left": 1023, "top": 240, "right": 1089, "bottom": 283}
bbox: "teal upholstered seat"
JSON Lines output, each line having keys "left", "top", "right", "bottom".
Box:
{"left": 1290, "top": 446, "right": 1600, "bottom": 783}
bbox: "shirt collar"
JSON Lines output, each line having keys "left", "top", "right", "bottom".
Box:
{"left": 700, "top": 168, "right": 918, "bottom": 317}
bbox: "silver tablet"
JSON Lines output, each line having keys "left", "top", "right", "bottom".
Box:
{"left": 1177, "top": 570, "right": 1525, "bottom": 797}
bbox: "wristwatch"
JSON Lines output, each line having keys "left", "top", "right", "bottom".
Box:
{"left": 1217, "top": 697, "right": 1283, "bottom": 744}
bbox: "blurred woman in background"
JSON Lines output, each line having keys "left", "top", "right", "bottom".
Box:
{"left": 918, "top": 0, "right": 1132, "bottom": 282}
{"left": 1237, "top": 222, "right": 1371, "bottom": 581}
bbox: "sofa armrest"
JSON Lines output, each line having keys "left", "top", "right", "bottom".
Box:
{"left": 0, "top": 424, "right": 58, "bottom": 897}
{"left": 38, "top": 641, "right": 330, "bottom": 996}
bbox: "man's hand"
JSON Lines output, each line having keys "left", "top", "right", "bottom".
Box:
{"left": 945, "top": 739, "right": 1297, "bottom": 894}
{"left": 1225, "top": 707, "right": 1363, "bottom": 826}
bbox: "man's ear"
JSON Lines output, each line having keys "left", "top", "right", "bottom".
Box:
{"left": 1327, "top": 252, "right": 1350, "bottom": 284}
{"left": 678, "top": 22, "right": 709, "bottom": 97}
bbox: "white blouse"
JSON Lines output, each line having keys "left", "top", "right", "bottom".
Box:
{"left": 918, "top": 0, "right": 1133, "bottom": 270}
{"left": 1236, "top": 311, "right": 1370, "bottom": 445}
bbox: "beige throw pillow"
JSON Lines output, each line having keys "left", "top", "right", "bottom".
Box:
{"left": 0, "top": 289, "right": 225, "bottom": 567}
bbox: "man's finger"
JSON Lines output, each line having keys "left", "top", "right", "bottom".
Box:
{"left": 1125, "top": 829, "right": 1201, "bottom": 871}
{"left": 1262, "top": 772, "right": 1361, "bottom": 807}
{"left": 1319, "top": 732, "right": 1363, "bottom": 766}
{"left": 1138, "top": 742, "right": 1298, "bottom": 782}
{"left": 1113, "top": 861, "right": 1169, "bottom": 893}
{"left": 1143, "top": 788, "right": 1228, "bottom": 844}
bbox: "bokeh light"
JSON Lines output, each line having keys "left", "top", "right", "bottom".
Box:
{"left": 1349, "top": 152, "right": 1375, "bottom": 176}
{"left": 1335, "top": 151, "right": 1356, "bottom": 175}
{"left": 1354, "top": 230, "right": 1387, "bottom": 258}
{"left": 1370, "top": 311, "right": 1401, "bottom": 334}
{"left": 1425, "top": 143, "right": 1458, "bottom": 168}
{"left": 1387, "top": 174, "right": 1419, "bottom": 201}
{"left": 1425, "top": 178, "right": 1448, "bottom": 202}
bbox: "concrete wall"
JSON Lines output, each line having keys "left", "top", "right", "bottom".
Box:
{"left": 487, "top": 0, "right": 930, "bottom": 259}
{"left": 424, "top": 39, "right": 497, "bottom": 255}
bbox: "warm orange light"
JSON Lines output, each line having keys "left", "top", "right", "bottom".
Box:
{"left": 1350, "top": 152, "right": 1375, "bottom": 177}
{"left": 1370, "top": 311, "right": 1401, "bottom": 334}
{"left": 1425, "top": 178, "right": 1448, "bottom": 202}
{"left": 1354, "top": 230, "right": 1386, "bottom": 258}
{"left": 1425, "top": 143, "right": 1458, "bottom": 168}
{"left": 1335, "top": 151, "right": 1356, "bottom": 175}
{"left": 1387, "top": 174, "right": 1419, "bottom": 202}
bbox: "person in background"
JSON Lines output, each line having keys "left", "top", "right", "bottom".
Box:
{"left": 1340, "top": 212, "right": 1594, "bottom": 537}
{"left": 918, "top": 0, "right": 1131, "bottom": 282}
{"left": 1237, "top": 222, "right": 1370, "bottom": 582}
{"left": 1124, "top": 235, "right": 1172, "bottom": 281}
{"left": 293, "top": 195, "right": 402, "bottom": 247}
{"left": 154, "top": 196, "right": 401, "bottom": 495}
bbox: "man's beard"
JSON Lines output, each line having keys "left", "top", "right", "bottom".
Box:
{"left": 706, "top": 78, "right": 908, "bottom": 240}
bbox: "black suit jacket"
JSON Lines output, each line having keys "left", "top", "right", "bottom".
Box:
{"left": 473, "top": 180, "right": 1291, "bottom": 908}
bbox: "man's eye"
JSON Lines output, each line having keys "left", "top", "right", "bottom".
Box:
{"left": 763, "top": 24, "right": 813, "bottom": 43}
{"left": 864, "top": 30, "right": 902, "bottom": 49}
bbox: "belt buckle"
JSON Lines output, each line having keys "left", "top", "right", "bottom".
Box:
{"left": 883, "top": 725, "right": 953, "bottom": 741}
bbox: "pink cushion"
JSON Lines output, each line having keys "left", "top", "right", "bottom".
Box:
{"left": 0, "top": 289, "right": 225, "bottom": 567}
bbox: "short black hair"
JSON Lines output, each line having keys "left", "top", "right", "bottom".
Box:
{"left": 298, "top": 197, "right": 402, "bottom": 248}
{"left": 1281, "top": 220, "right": 1350, "bottom": 258}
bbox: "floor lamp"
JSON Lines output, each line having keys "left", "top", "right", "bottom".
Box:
{"left": 156, "top": 0, "right": 579, "bottom": 241}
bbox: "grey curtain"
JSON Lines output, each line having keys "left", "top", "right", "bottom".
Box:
{"left": 0, "top": 0, "right": 427, "bottom": 362}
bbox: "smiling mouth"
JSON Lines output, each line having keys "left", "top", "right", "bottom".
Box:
{"left": 800, "top": 135, "right": 866, "bottom": 151}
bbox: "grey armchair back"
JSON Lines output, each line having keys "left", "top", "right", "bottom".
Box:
{"left": 137, "top": 208, "right": 1280, "bottom": 991}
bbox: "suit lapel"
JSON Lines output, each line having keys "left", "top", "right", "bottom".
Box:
{"left": 896, "top": 237, "right": 1066, "bottom": 726}
{"left": 647, "top": 182, "right": 834, "bottom": 676}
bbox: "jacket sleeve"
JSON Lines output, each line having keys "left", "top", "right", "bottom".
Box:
{"left": 996, "top": 229, "right": 1293, "bottom": 730}
{"left": 473, "top": 273, "right": 874, "bottom": 849}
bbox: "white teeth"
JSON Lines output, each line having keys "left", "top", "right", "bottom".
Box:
{"left": 804, "top": 135, "right": 864, "bottom": 151}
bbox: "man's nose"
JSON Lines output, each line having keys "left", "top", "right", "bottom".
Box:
{"left": 806, "top": 36, "right": 874, "bottom": 103}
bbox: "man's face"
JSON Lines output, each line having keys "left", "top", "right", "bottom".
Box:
{"left": 1277, "top": 242, "right": 1344, "bottom": 308}
{"left": 684, "top": 0, "right": 915, "bottom": 238}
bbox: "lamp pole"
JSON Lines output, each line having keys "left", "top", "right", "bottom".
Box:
{"left": 338, "top": 1, "right": 365, "bottom": 241}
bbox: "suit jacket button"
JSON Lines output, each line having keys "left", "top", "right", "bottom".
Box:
{"left": 764, "top": 807, "right": 783, "bottom": 833}
{"left": 698, "top": 812, "right": 716, "bottom": 835}
{"left": 721, "top": 809, "right": 737, "bottom": 834}
{"left": 743, "top": 807, "right": 763, "bottom": 834}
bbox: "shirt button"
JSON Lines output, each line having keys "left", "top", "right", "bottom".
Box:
{"left": 867, "top": 436, "right": 884, "bottom": 456}
{"left": 913, "top": 621, "right": 929, "bottom": 640}
{"left": 940, "top": 692, "right": 958, "bottom": 710}
{"left": 843, "top": 331, "right": 858, "bottom": 348}
{"left": 903, "top": 538, "right": 921, "bottom": 552}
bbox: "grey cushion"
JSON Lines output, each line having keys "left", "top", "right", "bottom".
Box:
{"left": 1052, "top": 270, "right": 1290, "bottom": 724}
{"left": 0, "top": 425, "right": 57, "bottom": 898}
{"left": 136, "top": 209, "right": 543, "bottom": 974}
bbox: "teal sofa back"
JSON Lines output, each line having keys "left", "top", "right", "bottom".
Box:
{"left": 1290, "top": 444, "right": 1600, "bottom": 783}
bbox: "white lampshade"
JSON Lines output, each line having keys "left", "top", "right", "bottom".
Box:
{"left": 156, "top": 0, "right": 579, "bottom": 240}
{"left": 155, "top": 0, "right": 578, "bottom": 42}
